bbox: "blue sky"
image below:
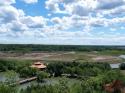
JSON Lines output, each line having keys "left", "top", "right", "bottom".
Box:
{"left": 0, "top": 0, "right": 125, "bottom": 45}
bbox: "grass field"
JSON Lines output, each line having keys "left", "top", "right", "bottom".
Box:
{"left": 0, "top": 51, "right": 125, "bottom": 63}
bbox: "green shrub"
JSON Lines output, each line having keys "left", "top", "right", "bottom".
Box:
{"left": 37, "top": 72, "right": 48, "bottom": 82}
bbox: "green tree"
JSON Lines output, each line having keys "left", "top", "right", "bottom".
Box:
{"left": 47, "top": 62, "right": 64, "bottom": 77}
{"left": 37, "top": 72, "right": 48, "bottom": 82}
{"left": 19, "top": 67, "right": 38, "bottom": 78}
{"left": 120, "top": 63, "right": 125, "bottom": 70}
{"left": 0, "top": 83, "right": 17, "bottom": 93}
{"left": 56, "top": 77, "right": 70, "bottom": 93}
{"left": 4, "top": 70, "right": 18, "bottom": 85}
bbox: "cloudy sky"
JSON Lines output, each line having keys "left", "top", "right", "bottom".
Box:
{"left": 0, "top": 0, "right": 125, "bottom": 45}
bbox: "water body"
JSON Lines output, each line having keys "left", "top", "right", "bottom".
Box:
{"left": 119, "top": 55, "right": 125, "bottom": 59}
{"left": 18, "top": 78, "right": 58, "bottom": 90}
{"left": 109, "top": 55, "right": 125, "bottom": 69}
{"left": 0, "top": 73, "right": 60, "bottom": 92}
{"left": 110, "top": 63, "right": 121, "bottom": 69}
{"left": 0, "top": 72, "right": 6, "bottom": 81}
{"left": 0, "top": 72, "right": 19, "bottom": 82}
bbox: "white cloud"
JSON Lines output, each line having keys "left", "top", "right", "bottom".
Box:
{"left": 97, "top": 0, "right": 125, "bottom": 10}
{"left": 1, "top": 30, "right": 125, "bottom": 45}
{"left": 45, "top": 0, "right": 60, "bottom": 12}
{"left": 71, "top": 4, "right": 90, "bottom": 16}
{"left": 21, "top": 16, "right": 47, "bottom": 28}
{"left": 45, "top": 0, "right": 125, "bottom": 17}
{"left": 0, "top": 0, "right": 15, "bottom": 5}
{"left": 0, "top": 6, "right": 21, "bottom": 23}
{"left": 21, "top": 0, "right": 38, "bottom": 4}
{"left": 102, "top": 5, "right": 125, "bottom": 16}
{"left": 1, "top": 0, "right": 125, "bottom": 44}
{"left": 51, "top": 17, "right": 61, "bottom": 24}
{"left": 9, "top": 21, "right": 28, "bottom": 31}
{"left": 0, "top": 1, "right": 48, "bottom": 34}
{"left": 45, "top": 0, "right": 98, "bottom": 16}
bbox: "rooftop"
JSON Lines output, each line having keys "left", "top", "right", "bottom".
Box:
{"left": 31, "top": 62, "right": 46, "bottom": 69}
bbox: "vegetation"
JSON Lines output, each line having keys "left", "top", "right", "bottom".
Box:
{"left": 19, "top": 70, "right": 125, "bottom": 93}
{"left": 0, "top": 44, "right": 125, "bottom": 53}
{"left": 37, "top": 72, "right": 48, "bottom": 82}
{"left": 18, "top": 67, "right": 38, "bottom": 78}
{"left": 0, "top": 60, "right": 125, "bottom": 93}
{"left": 1, "top": 44, "right": 125, "bottom": 93}
{"left": 0, "top": 83, "right": 17, "bottom": 93}
{"left": 0, "top": 59, "right": 32, "bottom": 72}
{"left": 47, "top": 62, "right": 111, "bottom": 77}
{"left": 4, "top": 70, "right": 19, "bottom": 85}
{"left": 120, "top": 63, "right": 125, "bottom": 70}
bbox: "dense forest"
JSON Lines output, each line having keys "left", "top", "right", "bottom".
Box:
{"left": 0, "top": 44, "right": 125, "bottom": 52}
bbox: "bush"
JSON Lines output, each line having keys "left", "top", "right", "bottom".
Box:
{"left": 0, "top": 83, "right": 17, "bottom": 93}
{"left": 47, "top": 62, "right": 111, "bottom": 77}
{"left": 120, "top": 63, "right": 125, "bottom": 70}
{"left": 19, "top": 67, "right": 38, "bottom": 78}
{"left": 0, "top": 59, "right": 16, "bottom": 71}
{"left": 37, "top": 72, "right": 48, "bottom": 82}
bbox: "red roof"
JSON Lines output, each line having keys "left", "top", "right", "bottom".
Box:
{"left": 31, "top": 62, "right": 46, "bottom": 69}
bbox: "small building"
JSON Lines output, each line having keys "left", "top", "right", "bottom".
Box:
{"left": 31, "top": 62, "right": 47, "bottom": 70}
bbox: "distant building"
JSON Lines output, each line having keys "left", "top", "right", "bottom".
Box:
{"left": 31, "top": 62, "right": 46, "bottom": 70}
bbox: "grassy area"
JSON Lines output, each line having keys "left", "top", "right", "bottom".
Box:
{"left": 0, "top": 50, "right": 125, "bottom": 64}
{"left": 121, "top": 70, "right": 125, "bottom": 76}
{"left": 43, "top": 51, "right": 124, "bottom": 63}
{"left": 0, "top": 58, "right": 33, "bottom": 62}
{"left": 96, "top": 50, "right": 125, "bottom": 56}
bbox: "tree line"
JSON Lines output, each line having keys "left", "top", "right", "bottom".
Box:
{"left": 0, "top": 44, "right": 125, "bottom": 52}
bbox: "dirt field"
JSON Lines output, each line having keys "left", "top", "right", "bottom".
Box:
{"left": 0, "top": 51, "right": 124, "bottom": 63}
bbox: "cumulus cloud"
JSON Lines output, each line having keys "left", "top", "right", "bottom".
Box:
{"left": 71, "top": 4, "right": 90, "bottom": 16}
{"left": 1, "top": 0, "right": 125, "bottom": 44}
{"left": 97, "top": 0, "right": 125, "bottom": 10}
{"left": 102, "top": 5, "right": 125, "bottom": 16}
{"left": 0, "top": 0, "right": 15, "bottom": 5}
{"left": 21, "top": 16, "right": 47, "bottom": 28}
{"left": 45, "top": 0, "right": 125, "bottom": 17}
{"left": 45, "top": 0, "right": 60, "bottom": 12}
{"left": 0, "top": 0, "right": 47, "bottom": 34}
{"left": 10, "top": 21, "right": 28, "bottom": 31}
{"left": 45, "top": 0, "right": 97, "bottom": 16}
{"left": 0, "top": 6, "right": 23, "bottom": 23}
{"left": 51, "top": 17, "right": 61, "bottom": 24}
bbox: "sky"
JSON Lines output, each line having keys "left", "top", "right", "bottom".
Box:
{"left": 0, "top": 0, "right": 125, "bottom": 45}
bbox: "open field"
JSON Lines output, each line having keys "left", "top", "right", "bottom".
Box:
{"left": 1, "top": 45, "right": 125, "bottom": 63}
{"left": 0, "top": 51, "right": 124, "bottom": 63}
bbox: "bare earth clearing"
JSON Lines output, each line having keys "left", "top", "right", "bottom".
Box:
{"left": 0, "top": 51, "right": 124, "bottom": 63}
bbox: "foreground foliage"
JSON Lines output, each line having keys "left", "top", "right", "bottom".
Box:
{"left": 20, "top": 70, "right": 125, "bottom": 93}
{"left": 0, "top": 60, "right": 125, "bottom": 93}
